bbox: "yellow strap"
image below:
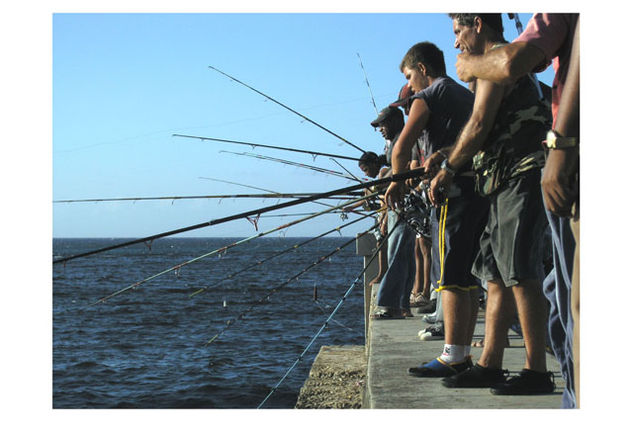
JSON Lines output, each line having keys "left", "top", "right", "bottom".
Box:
{"left": 436, "top": 199, "right": 448, "bottom": 288}
{"left": 434, "top": 198, "right": 480, "bottom": 293}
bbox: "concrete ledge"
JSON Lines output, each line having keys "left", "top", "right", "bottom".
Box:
{"left": 295, "top": 345, "right": 366, "bottom": 409}
{"left": 364, "top": 284, "right": 566, "bottom": 409}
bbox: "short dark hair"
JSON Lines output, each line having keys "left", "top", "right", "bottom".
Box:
{"left": 449, "top": 13, "right": 504, "bottom": 36}
{"left": 358, "top": 151, "right": 379, "bottom": 166}
{"left": 399, "top": 42, "right": 446, "bottom": 77}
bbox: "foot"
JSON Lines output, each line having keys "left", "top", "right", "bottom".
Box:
{"left": 408, "top": 357, "right": 472, "bottom": 378}
{"left": 370, "top": 309, "right": 405, "bottom": 320}
{"left": 417, "top": 322, "right": 444, "bottom": 341}
{"left": 490, "top": 369, "right": 555, "bottom": 395}
{"left": 410, "top": 292, "right": 430, "bottom": 307}
{"left": 415, "top": 298, "right": 437, "bottom": 314}
{"left": 442, "top": 363, "right": 508, "bottom": 388}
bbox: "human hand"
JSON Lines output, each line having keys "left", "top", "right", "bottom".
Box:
{"left": 541, "top": 148, "right": 579, "bottom": 217}
{"left": 423, "top": 151, "right": 445, "bottom": 172}
{"left": 455, "top": 52, "right": 476, "bottom": 83}
{"left": 384, "top": 181, "right": 407, "bottom": 210}
{"left": 429, "top": 169, "right": 452, "bottom": 206}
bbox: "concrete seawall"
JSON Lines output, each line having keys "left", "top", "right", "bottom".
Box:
{"left": 297, "top": 232, "right": 566, "bottom": 409}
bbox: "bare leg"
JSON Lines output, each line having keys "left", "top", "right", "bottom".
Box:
{"left": 411, "top": 238, "right": 423, "bottom": 295}
{"left": 477, "top": 279, "right": 515, "bottom": 369}
{"left": 442, "top": 288, "right": 479, "bottom": 347}
{"left": 512, "top": 279, "right": 548, "bottom": 372}
{"left": 420, "top": 236, "right": 432, "bottom": 298}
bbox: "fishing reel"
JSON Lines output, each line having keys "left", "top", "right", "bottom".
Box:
{"left": 401, "top": 188, "right": 433, "bottom": 238}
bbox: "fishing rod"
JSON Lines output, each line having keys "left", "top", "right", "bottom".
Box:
{"left": 220, "top": 150, "right": 359, "bottom": 182}
{"left": 189, "top": 212, "right": 377, "bottom": 298}
{"left": 85, "top": 193, "right": 379, "bottom": 307}
{"left": 53, "top": 192, "right": 358, "bottom": 204}
{"left": 204, "top": 221, "right": 378, "bottom": 347}
{"left": 357, "top": 52, "right": 379, "bottom": 115}
{"left": 257, "top": 216, "right": 398, "bottom": 408}
{"left": 197, "top": 176, "right": 353, "bottom": 209}
{"left": 329, "top": 157, "right": 363, "bottom": 183}
{"left": 174, "top": 134, "right": 360, "bottom": 162}
{"left": 52, "top": 166, "right": 425, "bottom": 265}
{"left": 208, "top": 65, "right": 366, "bottom": 154}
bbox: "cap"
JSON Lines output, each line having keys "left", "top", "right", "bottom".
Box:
{"left": 370, "top": 106, "right": 403, "bottom": 128}
{"left": 390, "top": 84, "right": 414, "bottom": 115}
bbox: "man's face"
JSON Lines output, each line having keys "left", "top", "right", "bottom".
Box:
{"left": 378, "top": 123, "right": 391, "bottom": 141}
{"left": 452, "top": 19, "right": 481, "bottom": 54}
{"left": 402, "top": 64, "right": 428, "bottom": 94}
{"left": 359, "top": 162, "right": 379, "bottom": 178}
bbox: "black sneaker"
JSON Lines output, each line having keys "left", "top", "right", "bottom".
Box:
{"left": 442, "top": 363, "right": 508, "bottom": 388}
{"left": 490, "top": 369, "right": 555, "bottom": 395}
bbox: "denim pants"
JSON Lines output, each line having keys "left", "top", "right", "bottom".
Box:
{"left": 376, "top": 210, "right": 416, "bottom": 310}
{"left": 543, "top": 209, "right": 576, "bottom": 408}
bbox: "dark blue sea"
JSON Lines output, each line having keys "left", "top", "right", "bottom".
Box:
{"left": 53, "top": 237, "right": 366, "bottom": 409}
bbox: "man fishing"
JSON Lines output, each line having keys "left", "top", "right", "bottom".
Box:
{"left": 384, "top": 41, "right": 489, "bottom": 375}
{"left": 426, "top": 14, "right": 553, "bottom": 395}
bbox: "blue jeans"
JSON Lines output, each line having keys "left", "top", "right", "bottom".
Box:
{"left": 543, "top": 209, "right": 576, "bottom": 408}
{"left": 376, "top": 210, "right": 416, "bottom": 310}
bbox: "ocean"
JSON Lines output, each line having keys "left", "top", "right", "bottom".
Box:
{"left": 52, "top": 237, "right": 366, "bottom": 409}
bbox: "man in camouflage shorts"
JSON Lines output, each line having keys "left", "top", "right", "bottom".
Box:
{"left": 428, "top": 13, "right": 554, "bottom": 395}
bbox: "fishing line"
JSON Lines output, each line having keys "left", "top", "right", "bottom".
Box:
{"left": 208, "top": 65, "right": 366, "bottom": 154}
{"left": 203, "top": 222, "right": 378, "bottom": 347}
{"left": 174, "top": 134, "right": 360, "bottom": 161}
{"left": 53, "top": 166, "right": 425, "bottom": 265}
{"left": 84, "top": 194, "right": 379, "bottom": 307}
{"left": 357, "top": 52, "right": 379, "bottom": 115}
{"left": 256, "top": 216, "right": 398, "bottom": 408}
{"left": 188, "top": 212, "right": 377, "bottom": 298}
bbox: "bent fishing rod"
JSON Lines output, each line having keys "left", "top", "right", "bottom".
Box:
{"left": 53, "top": 166, "right": 425, "bottom": 265}
{"left": 85, "top": 194, "right": 379, "bottom": 307}
{"left": 189, "top": 212, "right": 377, "bottom": 298}
{"left": 219, "top": 150, "right": 359, "bottom": 182}
{"left": 203, "top": 222, "right": 378, "bottom": 347}
{"left": 174, "top": 134, "right": 360, "bottom": 162}
{"left": 257, "top": 216, "right": 397, "bottom": 408}
{"left": 208, "top": 65, "right": 366, "bottom": 154}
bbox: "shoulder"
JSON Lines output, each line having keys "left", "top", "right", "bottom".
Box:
{"left": 514, "top": 13, "right": 576, "bottom": 62}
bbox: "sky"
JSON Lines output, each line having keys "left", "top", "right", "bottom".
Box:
{"left": 50, "top": 11, "right": 557, "bottom": 239}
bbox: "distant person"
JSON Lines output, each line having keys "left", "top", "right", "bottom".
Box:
{"left": 429, "top": 14, "right": 553, "bottom": 395}
{"left": 453, "top": 13, "right": 579, "bottom": 406}
{"left": 369, "top": 106, "right": 417, "bottom": 319}
{"left": 384, "top": 41, "right": 489, "bottom": 375}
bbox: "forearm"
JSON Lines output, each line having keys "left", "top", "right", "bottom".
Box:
{"left": 459, "top": 42, "right": 544, "bottom": 85}
{"left": 448, "top": 117, "right": 489, "bottom": 171}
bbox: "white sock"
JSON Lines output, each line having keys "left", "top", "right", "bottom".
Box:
{"left": 440, "top": 344, "right": 466, "bottom": 364}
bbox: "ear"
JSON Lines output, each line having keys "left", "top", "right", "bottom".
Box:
{"left": 474, "top": 16, "right": 483, "bottom": 33}
{"left": 417, "top": 62, "right": 427, "bottom": 76}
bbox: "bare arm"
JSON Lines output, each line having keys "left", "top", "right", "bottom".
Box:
{"left": 428, "top": 79, "right": 505, "bottom": 204}
{"left": 541, "top": 19, "right": 579, "bottom": 217}
{"left": 455, "top": 42, "right": 546, "bottom": 84}
{"left": 384, "top": 98, "right": 430, "bottom": 209}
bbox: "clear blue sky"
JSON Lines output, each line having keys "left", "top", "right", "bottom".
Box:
{"left": 52, "top": 12, "right": 554, "bottom": 238}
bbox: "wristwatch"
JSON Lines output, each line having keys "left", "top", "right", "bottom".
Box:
{"left": 440, "top": 158, "right": 456, "bottom": 176}
{"left": 542, "top": 130, "right": 579, "bottom": 149}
